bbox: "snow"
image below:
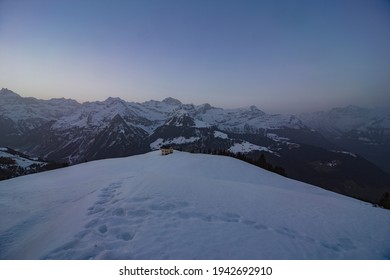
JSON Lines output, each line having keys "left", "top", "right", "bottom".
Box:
{"left": 193, "top": 118, "right": 210, "bottom": 128}
{"left": 2, "top": 89, "right": 309, "bottom": 153}
{"left": 331, "top": 150, "right": 357, "bottom": 158}
{"left": 266, "top": 133, "right": 300, "bottom": 149}
{"left": 358, "top": 137, "right": 371, "bottom": 142}
{"left": 0, "top": 89, "right": 79, "bottom": 125}
{"left": 198, "top": 108, "right": 303, "bottom": 133}
{"left": 228, "top": 141, "right": 274, "bottom": 154}
{"left": 149, "top": 138, "right": 164, "bottom": 150}
{"left": 213, "top": 131, "right": 229, "bottom": 139}
{"left": 300, "top": 106, "right": 390, "bottom": 137}
{"left": 326, "top": 160, "right": 339, "bottom": 167}
{"left": 0, "top": 150, "right": 45, "bottom": 169}
{"left": 150, "top": 137, "right": 200, "bottom": 150}
{"left": 2, "top": 151, "right": 388, "bottom": 260}
{"left": 266, "top": 133, "right": 290, "bottom": 143}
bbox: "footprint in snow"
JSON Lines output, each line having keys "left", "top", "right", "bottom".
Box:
{"left": 85, "top": 218, "right": 100, "bottom": 228}
{"left": 118, "top": 232, "right": 135, "bottom": 241}
{"left": 276, "top": 227, "right": 298, "bottom": 239}
{"left": 219, "top": 212, "right": 241, "bottom": 223}
{"left": 127, "top": 208, "right": 150, "bottom": 218}
{"left": 254, "top": 224, "right": 268, "bottom": 230}
{"left": 98, "top": 225, "right": 108, "bottom": 234}
{"left": 87, "top": 205, "right": 105, "bottom": 215}
{"left": 149, "top": 200, "right": 189, "bottom": 212}
{"left": 112, "top": 208, "right": 125, "bottom": 217}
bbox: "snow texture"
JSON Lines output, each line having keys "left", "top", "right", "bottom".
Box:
{"left": 214, "top": 131, "right": 229, "bottom": 139}
{"left": 330, "top": 150, "right": 357, "bottom": 158}
{"left": 228, "top": 141, "right": 274, "bottom": 154}
{"left": 0, "top": 151, "right": 390, "bottom": 260}
{"left": 150, "top": 137, "right": 200, "bottom": 150}
{"left": 0, "top": 150, "right": 46, "bottom": 169}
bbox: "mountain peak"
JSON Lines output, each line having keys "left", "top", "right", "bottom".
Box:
{"left": 249, "top": 105, "right": 265, "bottom": 114}
{"left": 162, "top": 97, "right": 182, "bottom": 106}
{"left": 0, "top": 88, "right": 21, "bottom": 99}
{"left": 104, "top": 97, "right": 125, "bottom": 103}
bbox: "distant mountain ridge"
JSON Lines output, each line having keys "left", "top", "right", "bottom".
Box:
{"left": 0, "top": 88, "right": 80, "bottom": 133}
{"left": 300, "top": 105, "right": 390, "bottom": 173}
{"left": 1, "top": 88, "right": 390, "bottom": 205}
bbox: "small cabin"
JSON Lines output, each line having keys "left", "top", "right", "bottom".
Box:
{"left": 160, "top": 145, "right": 173, "bottom": 155}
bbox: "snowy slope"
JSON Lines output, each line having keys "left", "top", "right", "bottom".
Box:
{"left": 0, "top": 148, "right": 45, "bottom": 169}
{"left": 0, "top": 151, "right": 389, "bottom": 260}
{"left": 0, "top": 147, "right": 48, "bottom": 180}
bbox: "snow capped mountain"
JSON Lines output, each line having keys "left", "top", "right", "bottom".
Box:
{"left": 1, "top": 88, "right": 389, "bottom": 206}
{"left": 300, "top": 106, "right": 390, "bottom": 172}
{"left": 0, "top": 88, "right": 79, "bottom": 133}
{"left": 52, "top": 97, "right": 150, "bottom": 130}
{"left": 0, "top": 88, "right": 305, "bottom": 136}
{"left": 1, "top": 88, "right": 307, "bottom": 163}
{"left": 161, "top": 97, "right": 182, "bottom": 106}
{"left": 0, "top": 88, "right": 21, "bottom": 99}
{"left": 195, "top": 105, "right": 303, "bottom": 133}
{"left": 300, "top": 105, "right": 390, "bottom": 137}
{"left": 0, "top": 151, "right": 389, "bottom": 260}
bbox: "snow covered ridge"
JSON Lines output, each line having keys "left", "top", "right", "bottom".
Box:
{"left": 0, "top": 151, "right": 389, "bottom": 260}
{"left": 150, "top": 137, "right": 201, "bottom": 150}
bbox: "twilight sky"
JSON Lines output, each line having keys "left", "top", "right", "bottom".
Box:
{"left": 0, "top": 0, "right": 389, "bottom": 113}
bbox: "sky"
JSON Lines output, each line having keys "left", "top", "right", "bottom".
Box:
{"left": 0, "top": 0, "right": 389, "bottom": 113}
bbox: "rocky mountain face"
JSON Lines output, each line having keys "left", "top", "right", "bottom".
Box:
{"left": 1, "top": 88, "right": 389, "bottom": 204}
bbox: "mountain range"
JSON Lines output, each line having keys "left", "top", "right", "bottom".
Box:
{"left": 1, "top": 88, "right": 389, "bottom": 205}
{"left": 300, "top": 106, "right": 390, "bottom": 173}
